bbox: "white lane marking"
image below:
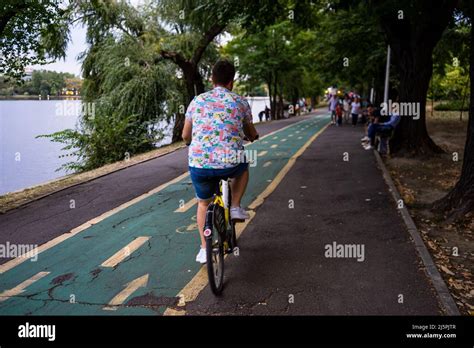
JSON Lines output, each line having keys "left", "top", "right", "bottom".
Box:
{"left": 281, "top": 138, "right": 287, "bottom": 142}
{"left": 258, "top": 151, "right": 268, "bottom": 157}
{"left": 271, "top": 144, "right": 278, "bottom": 149}
{"left": 174, "top": 198, "right": 197, "bottom": 213}
{"left": 103, "top": 274, "right": 149, "bottom": 310}
{"left": 101, "top": 237, "right": 150, "bottom": 268}
{"left": 263, "top": 162, "right": 272, "bottom": 168}
{"left": 0, "top": 272, "right": 50, "bottom": 302}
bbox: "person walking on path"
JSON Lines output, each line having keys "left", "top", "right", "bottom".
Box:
{"left": 329, "top": 94, "right": 338, "bottom": 125}
{"left": 351, "top": 97, "right": 361, "bottom": 126}
{"left": 343, "top": 94, "right": 351, "bottom": 123}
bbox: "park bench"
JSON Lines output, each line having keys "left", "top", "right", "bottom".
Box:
{"left": 375, "top": 127, "right": 395, "bottom": 155}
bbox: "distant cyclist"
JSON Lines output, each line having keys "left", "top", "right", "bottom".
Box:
{"left": 182, "top": 59, "right": 259, "bottom": 264}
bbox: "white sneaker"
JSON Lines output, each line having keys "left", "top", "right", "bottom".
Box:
{"left": 195, "top": 248, "right": 206, "bottom": 264}
{"left": 361, "top": 136, "right": 369, "bottom": 142}
{"left": 230, "top": 206, "right": 250, "bottom": 220}
{"left": 364, "top": 144, "right": 374, "bottom": 150}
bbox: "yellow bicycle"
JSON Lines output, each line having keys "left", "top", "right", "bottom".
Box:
{"left": 203, "top": 178, "right": 238, "bottom": 295}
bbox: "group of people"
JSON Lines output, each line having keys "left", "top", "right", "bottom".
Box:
{"left": 327, "top": 91, "right": 402, "bottom": 152}
{"left": 327, "top": 93, "right": 365, "bottom": 126}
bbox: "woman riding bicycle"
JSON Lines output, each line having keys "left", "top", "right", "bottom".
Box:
{"left": 181, "top": 59, "right": 259, "bottom": 264}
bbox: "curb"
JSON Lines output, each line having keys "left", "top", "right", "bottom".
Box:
{"left": 373, "top": 150, "right": 460, "bottom": 315}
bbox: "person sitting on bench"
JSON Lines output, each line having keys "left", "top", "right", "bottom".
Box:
{"left": 363, "top": 112, "right": 401, "bottom": 150}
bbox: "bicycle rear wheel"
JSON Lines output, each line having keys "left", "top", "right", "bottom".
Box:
{"left": 205, "top": 204, "right": 225, "bottom": 295}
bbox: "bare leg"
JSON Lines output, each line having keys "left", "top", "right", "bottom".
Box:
{"left": 231, "top": 168, "right": 249, "bottom": 208}
{"left": 196, "top": 198, "right": 212, "bottom": 249}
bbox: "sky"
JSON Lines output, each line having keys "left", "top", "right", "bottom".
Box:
{"left": 30, "top": 0, "right": 151, "bottom": 76}
{"left": 30, "top": 0, "right": 232, "bottom": 77}
{"left": 31, "top": 23, "right": 87, "bottom": 77}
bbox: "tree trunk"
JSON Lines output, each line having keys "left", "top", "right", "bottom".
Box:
{"left": 171, "top": 64, "right": 206, "bottom": 143}
{"left": 267, "top": 79, "right": 274, "bottom": 121}
{"left": 377, "top": 0, "right": 456, "bottom": 156}
{"left": 161, "top": 23, "right": 226, "bottom": 143}
{"left": 273, "top": 74, "right": 279, "bottom": 119}
{"left": 390, "top": 45, "right": 444, "bottom": 155}
{"left": 433, "top": 10, "right": 474, "bottom": 219}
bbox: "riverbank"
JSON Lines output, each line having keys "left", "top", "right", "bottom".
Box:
{"left": 0, "top": 95, "right": 81, "bottom": 100}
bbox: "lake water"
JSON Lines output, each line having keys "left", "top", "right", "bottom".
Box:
{"left": 0, "top": 97, "right": 270, "bottom": 195}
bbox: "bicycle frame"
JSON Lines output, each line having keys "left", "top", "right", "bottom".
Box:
{"left": 204, "top": 179, "right": 231, "bottom": 239}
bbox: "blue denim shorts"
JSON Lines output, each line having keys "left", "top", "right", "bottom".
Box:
{"left": 189, "top": 163, "right": 249, "bottom": 200}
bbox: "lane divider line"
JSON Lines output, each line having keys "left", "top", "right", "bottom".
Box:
{"left": 0, "top": 271, "right": 50, "bottom": 303}
{"left": 101, "top": 236, "right": 151, "bottom": 268}
{"left": 103, "top": 274, "right": 149, "bottom": 311}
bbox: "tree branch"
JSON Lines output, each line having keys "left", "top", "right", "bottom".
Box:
{"left": 191, "top": 23, "right": 226, "bottom": 66}
{"left": 160, "top": 50, "right": 190, "bottom": 70}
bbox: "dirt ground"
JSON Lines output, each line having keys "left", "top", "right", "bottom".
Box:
{"left": 385, "top": 108, "right": 473, "bottom": 315}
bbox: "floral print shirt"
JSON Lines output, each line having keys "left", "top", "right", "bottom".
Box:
{"left": 185, "top": 86, "right": 253, "bottom": 169}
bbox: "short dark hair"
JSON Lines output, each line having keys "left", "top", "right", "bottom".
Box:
{"left": 212, "top": 59, "right": 235, "bottom": 85}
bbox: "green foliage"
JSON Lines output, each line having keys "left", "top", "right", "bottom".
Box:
{"left": 430, "top": 19, "right": 471, "bottom": 102}
{"left": 434, "top": 100, "right": 470, "bottom": 111}
{"left": 0, "top": 70, "right": 75, "bottom": 96}
{"left": 311, "top": 2, "right": 387, "bottom": 95}
{"left": 41, "top": 29, "right": 181, "bottom": 171}
{"left": 37, "top": 108, "right": 162, "bottom": 172}
{"left": 0, "top": 0, "right": 69, "bottom": 79}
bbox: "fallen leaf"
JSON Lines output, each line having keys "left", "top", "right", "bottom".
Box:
{"left": 440, "top": 265, "right": 455, "bottom": 276}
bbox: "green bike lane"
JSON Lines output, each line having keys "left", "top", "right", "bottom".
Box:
{"left": 0, "top": 114, "right": 330, "bottom": 315}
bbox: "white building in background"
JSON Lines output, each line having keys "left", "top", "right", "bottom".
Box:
{"left": 22, "top": 67, "right": 34, "bottom": 81}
